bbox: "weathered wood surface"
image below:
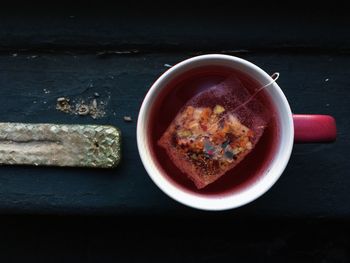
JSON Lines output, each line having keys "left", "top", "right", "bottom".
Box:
{"left": 0, "top": 51, "right": 347, "bottom": 217}
{"left": 0, "top": 5, "right": 348, "bottom": 216}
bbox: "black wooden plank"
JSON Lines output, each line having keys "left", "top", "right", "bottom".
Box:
{"left": 0, "top": 4, "right": 350, "bottom": 51}
{"left": 0, "top": 216, "right": 349, "bottom": 262}
{"left": 0, "top": 51, "right": 348, "bottom": 217}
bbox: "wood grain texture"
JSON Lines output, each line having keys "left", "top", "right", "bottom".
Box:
{"left": 0, "top": 51, "right": 348, "bottom": 217}
{"left": 0, "top": 6, "right": 349, "bottom": 52}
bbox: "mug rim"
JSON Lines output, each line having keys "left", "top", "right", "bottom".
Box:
{"left": 137, "top": 54, "right": 294, "bottom": 211}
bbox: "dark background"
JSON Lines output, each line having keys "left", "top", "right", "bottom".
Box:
{"left": 0, "top": 1, "right": 349, "bottom": 262}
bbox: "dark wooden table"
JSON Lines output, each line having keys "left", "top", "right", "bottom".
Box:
{"left": 0, "top": 4, "right": 349, "bottom": 261}
{"left": 0, "top": 6, "right": 349, "bottom": 218}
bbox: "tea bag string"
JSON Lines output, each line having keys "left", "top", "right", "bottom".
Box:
{"left": 206, "top": 72, "right": 280, "bottom": 132}
{"left": 232, "top": 72, "right": 280, "bottom": 112}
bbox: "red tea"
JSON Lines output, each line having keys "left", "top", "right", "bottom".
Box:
{"left": 148, "top": 65, "right": 279, "bottom": 196}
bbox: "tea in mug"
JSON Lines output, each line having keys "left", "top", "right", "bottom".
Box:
{"left": 149, "top": 66, "right": 279, "bottom": 196}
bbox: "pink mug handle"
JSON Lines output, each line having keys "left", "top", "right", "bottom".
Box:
{"left": 293, "top": 114, "right": 337, "bottom": 143}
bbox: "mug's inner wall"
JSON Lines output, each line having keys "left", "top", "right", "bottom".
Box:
{"left": 146, "top": 60, "right": 284, "bottom": 197}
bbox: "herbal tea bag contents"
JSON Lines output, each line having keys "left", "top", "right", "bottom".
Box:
{"left": 158, "top": 75, "right": 270, "bottom": 189}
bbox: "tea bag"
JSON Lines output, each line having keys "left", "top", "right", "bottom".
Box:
{"left": 158, "top": 73, "right": 277, "bottom": 189}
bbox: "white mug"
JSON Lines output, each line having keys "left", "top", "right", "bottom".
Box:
{"left": 137, "top": 54, "right": 336, "bottom": 211}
